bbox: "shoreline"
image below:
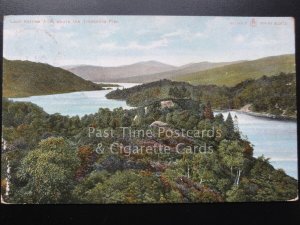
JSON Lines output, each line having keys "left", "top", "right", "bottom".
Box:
{"left": 214, "top": 109, "right": 297, "bottom": 122}
{"left": 236, "top": 109, "right": 296, "bottom": 121}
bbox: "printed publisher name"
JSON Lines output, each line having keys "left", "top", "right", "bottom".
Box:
{"left": 88, "top": 126, "right": 222, "bottom": 139}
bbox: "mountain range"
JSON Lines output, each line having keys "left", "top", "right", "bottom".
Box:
{"left": 176, "top": 54, "right": 295, "bottom": 86}
{"left": 114, "top": 60, "right": 244, "bottom": 83}
{"left": 3, "top": 54, "right": 295, "bottom": 98}
{"left": 63, "top": 61, "right": 176, "bottom": 82}
{"left": 63, "top": 54, "right": 295, "bottom": 86}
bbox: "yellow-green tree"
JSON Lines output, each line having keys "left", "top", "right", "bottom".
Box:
{"left": 18, "top": 137, "right": 79, "bottom": 203}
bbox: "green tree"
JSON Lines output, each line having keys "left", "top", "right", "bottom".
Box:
{"left": 73, "top": 170, "right": 165, "bottom": 203}
{"left": 218, "top": 140, "right": 244, "bottom": 185}
{"left": 226, "top": 185, "right": 246, "bottom": 202}
{"left": 225, "top": 113, "right": 236, "bottom": 139}
{"left": 17, "top": 137, "right": 79, "bottom": 203}
{"left": 204, "top": 102, "right": 214, "bottom": 120}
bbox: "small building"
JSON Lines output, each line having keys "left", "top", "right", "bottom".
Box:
{"left": 160, "top": 100, "right": 174, "bottom": 109}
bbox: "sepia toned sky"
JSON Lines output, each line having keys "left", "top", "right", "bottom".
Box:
{"left": 3, "top": 16, "right": 295, "bottom": 67}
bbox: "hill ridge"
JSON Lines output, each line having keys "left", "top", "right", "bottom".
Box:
{"left": 176, "top": 54, "right": 295, "bottom": 86}
{"left": 3, "top": 58, "right": 104, "bottom": 97}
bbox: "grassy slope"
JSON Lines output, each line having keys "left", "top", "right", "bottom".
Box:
{"left": 3, "top": 59, "right": 105, "bottom": 97}
{"left": 114, "top": 61, "right": 243, "bottom": 83}
{"left": 175, "top": 54, "right": 295, "bottom": 86}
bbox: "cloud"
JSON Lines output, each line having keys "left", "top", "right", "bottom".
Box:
{"left": 94, "top": 25, "right": 119, "bottom": 39}
{"left": 3, "top": 16, "right": 295, "bottom": 67}
{"left": 202, "top": 17, "right": 234, "bottom": 37}
{"left": 162, "top": 30, "right": 184, "bottom": 38}
{"left": 127, "top": 39, "right": 168, "bottom": 50}
{"left": 97, "top": 42, "right": 118, "bottom": 50}
{"left": 161, "top": 29, "right": 206, "bottom": 42}
{"left": 152, "top": 16, "right": 173, "bottom": 26}
{"left": 249, "top": 35, "right": 279, "bottom": 47}
{"left": 160, "top": 17, "right": 234, "bottom": 43}
{"left": 234, "top": 34, "right": 247, "bottom": 43}
{"left": 98, "top": 38, "right": 168, "bottom": 51}
{"left": 135, "top": 29, "right": 151, "bottom": 35}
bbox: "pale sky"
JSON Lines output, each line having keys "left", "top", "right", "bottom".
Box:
{"left": 3, "top": 16, "right": 295, "bottom": 67}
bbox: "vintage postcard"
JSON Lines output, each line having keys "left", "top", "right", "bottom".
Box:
{"left": 1, "top": 16, "right": 297, "bottom": 203}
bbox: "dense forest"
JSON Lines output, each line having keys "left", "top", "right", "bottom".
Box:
{"left": 107, "top": 72, "right": 296, "bottom": 119}
{"left": 1, "top": 97, "right": 297, "bottom": 203}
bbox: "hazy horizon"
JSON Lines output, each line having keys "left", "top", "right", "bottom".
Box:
{"left": 3, "top": 53, "right": 295, "bottom": 68}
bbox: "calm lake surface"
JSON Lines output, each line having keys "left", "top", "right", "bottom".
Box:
{"left": 10, "top": 83, "right": 138, "bottom": 117}
{"left": 10, "top": 83, "right": 298, "bottom": 179}
{"left": 216, "top": 111, "right": 298, "bottom": 179}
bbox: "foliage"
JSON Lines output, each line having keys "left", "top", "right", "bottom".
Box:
{"left": 73, "top": 170, "right": 166, "bottom": 203}
{"left": 16, "top": 137, "right": 79, "bottom": 203}
{"left": 204, "top": 101, "right": 214, "bottom": 120}
{"left": 1, "top": 97, "right": 298, "bottom": 203}
{"left": 107, "top": 73, "right": 296, "bottom": 118}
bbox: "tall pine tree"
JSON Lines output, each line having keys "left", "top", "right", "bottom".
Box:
{"left": 225, "top": 112, "right": 235, "bottom": 139}
{"left": 204, "top": 101, "right": 214, "bottom": 119}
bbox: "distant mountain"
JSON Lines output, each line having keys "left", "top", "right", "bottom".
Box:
{"left": 176, "top": 54, "right": 295, "bottom": 86}
{"left": 116, "top": 61, "right": 244, "bottom": 83}
{"left": 64, "top": 61, "right": 177, "bottom": 82}
{"left": 3, "top": 59, "right": 105, "bottom": 97}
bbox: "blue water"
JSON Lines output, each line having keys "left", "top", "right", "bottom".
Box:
{"left": 10, "top": 84, "right": 298, "bottom": 179}
{"left": 217, "top": 111, "right": 298, "bottom": 179}
{"left": 10, "top": 83, "right": 138, "bottom": 117}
